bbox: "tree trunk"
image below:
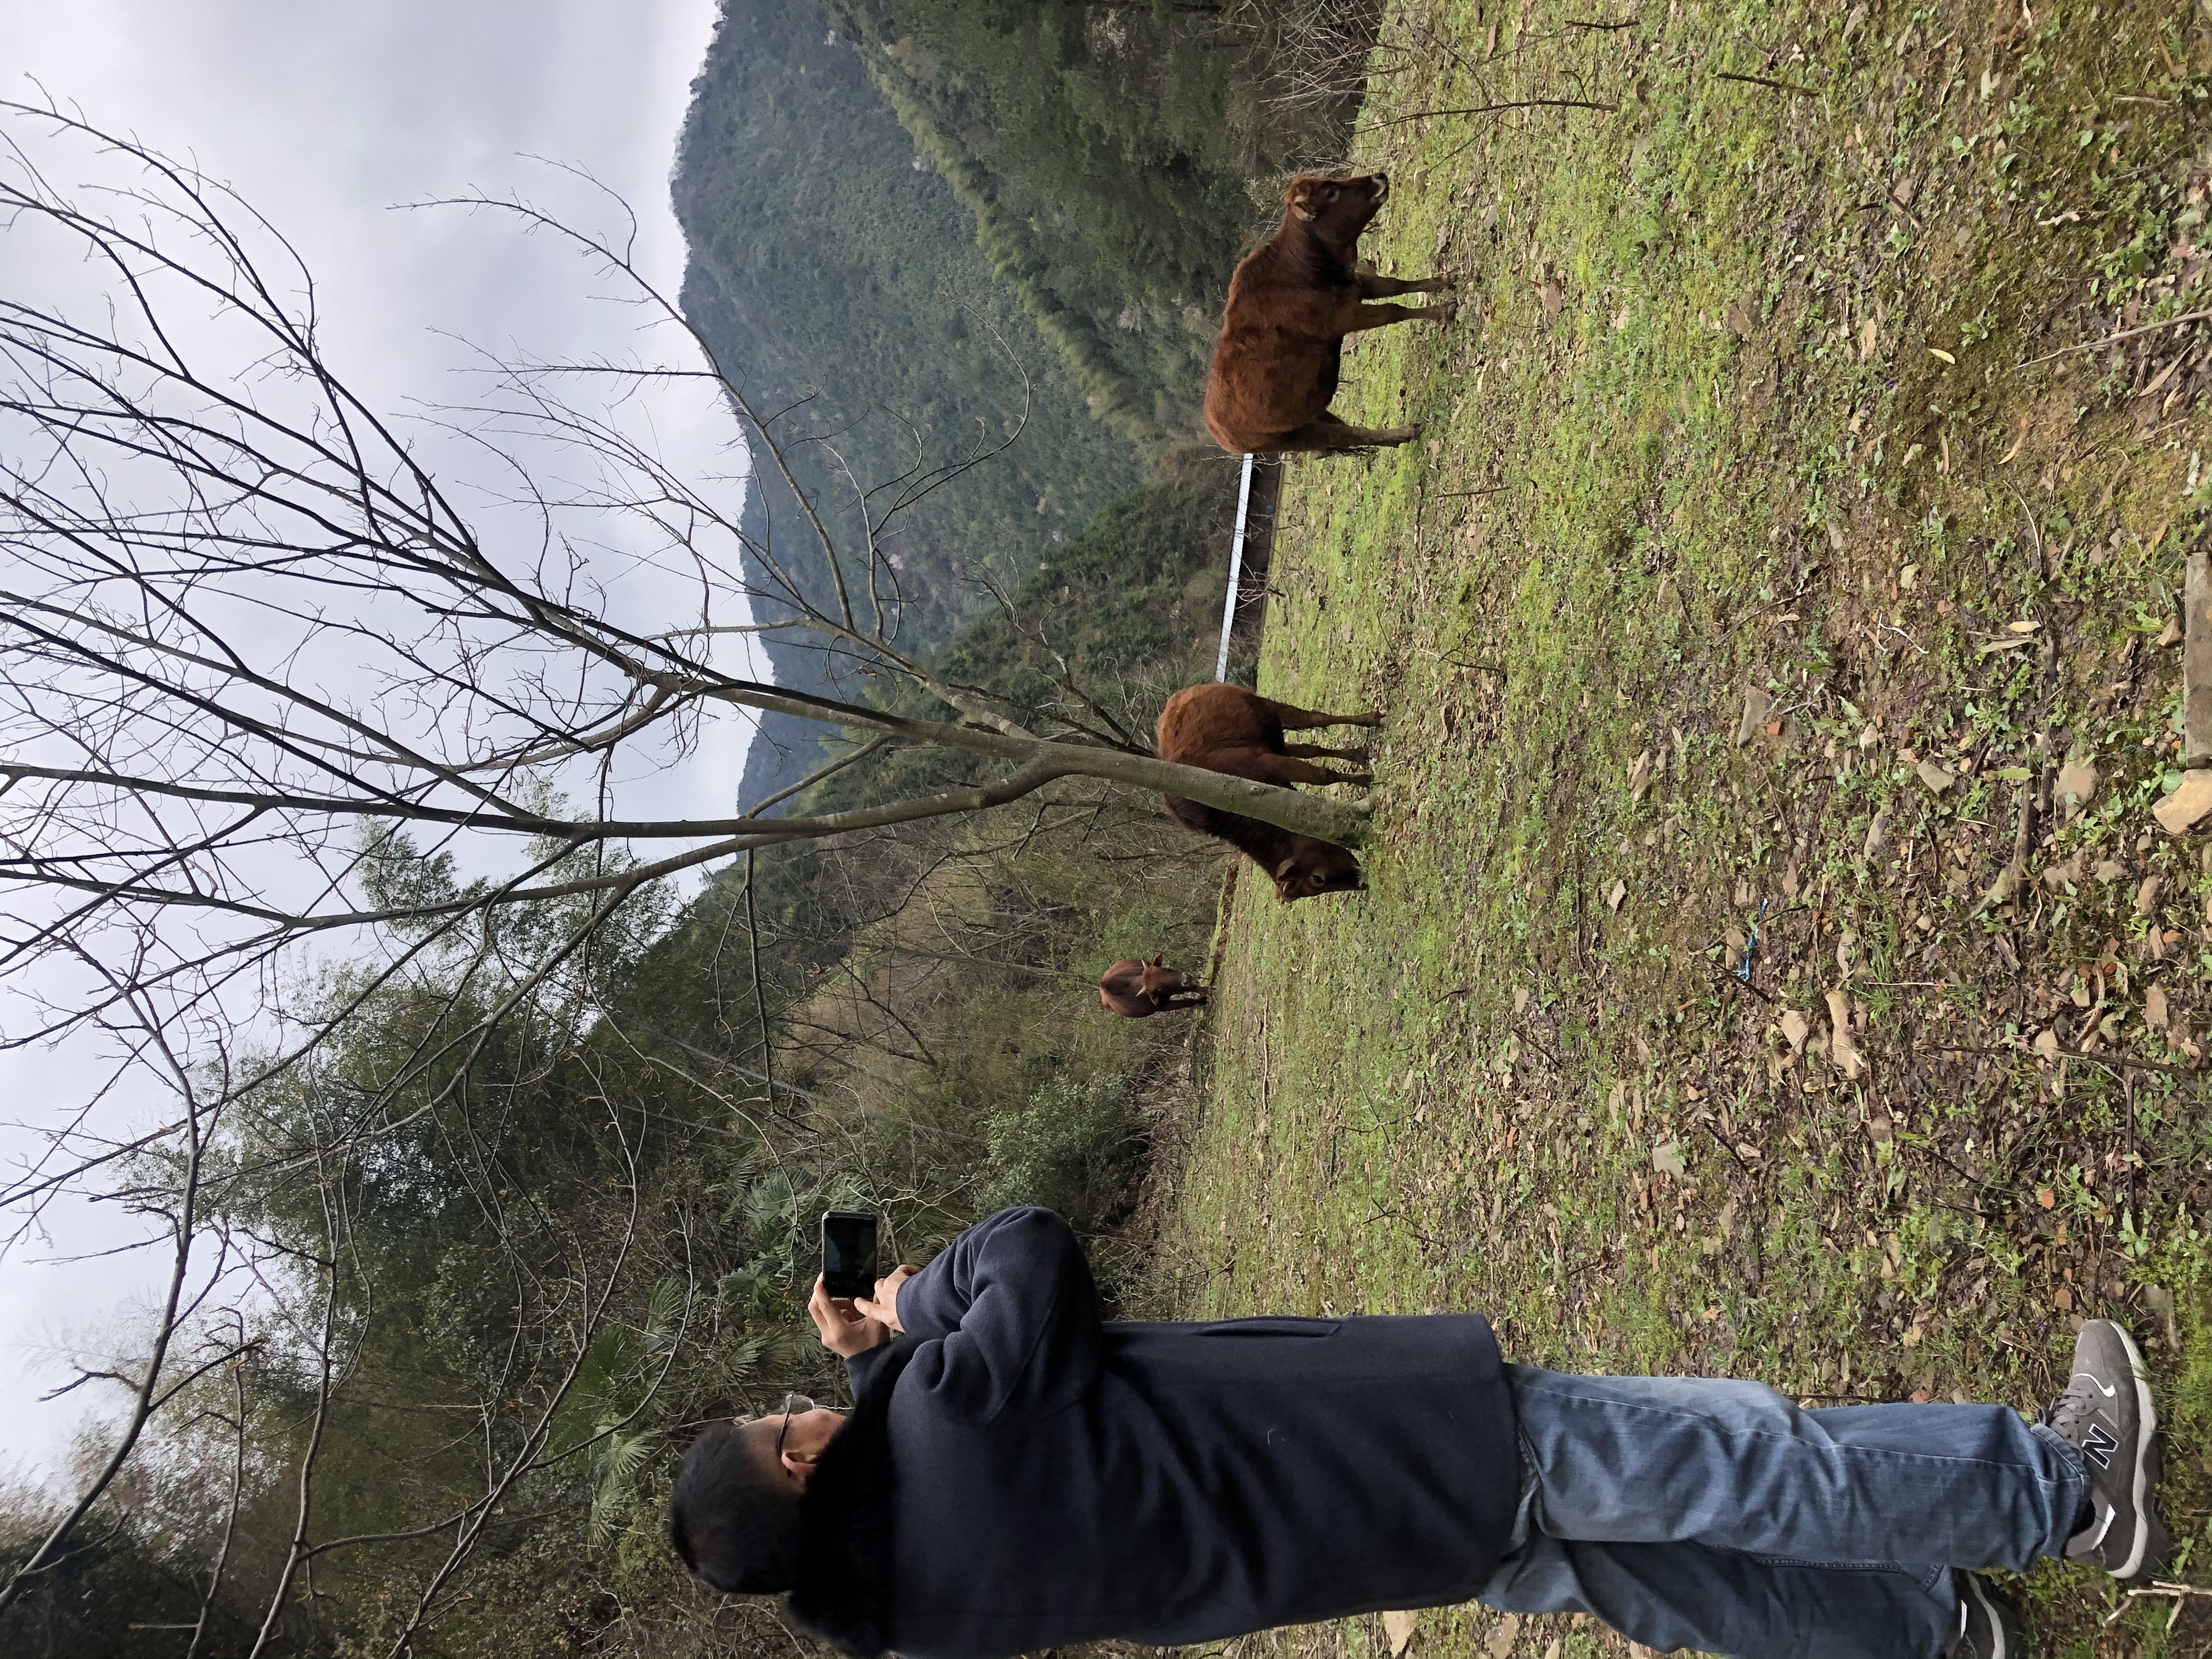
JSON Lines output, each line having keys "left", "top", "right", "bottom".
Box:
{"left": 711, "top": 684, "right": 1372, "bottom": 848}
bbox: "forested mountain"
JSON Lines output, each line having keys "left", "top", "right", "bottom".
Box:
{"left": 821, "top": 0, "right": 1334, "bottom": 447}
{"left": 674, "top": 0, "right": 1142, "bottom": 804}
{"left": 673, "top": 0, "right": 1366, "bottom": 804}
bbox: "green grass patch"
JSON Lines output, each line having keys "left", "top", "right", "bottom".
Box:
{"left": 1156, "top": 2, "right": 2212, "bottom": 1654}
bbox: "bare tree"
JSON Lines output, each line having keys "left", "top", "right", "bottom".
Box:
{"left": 0, "top": 101, "right": 1364, "bottom": 1064}
{"left": 0, "top": 98, "right": 1365, "bottom": 1641}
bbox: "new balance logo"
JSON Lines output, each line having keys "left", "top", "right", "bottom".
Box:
{"left": 2081, "top": 1422, "right": 2119, "bottom": 1470}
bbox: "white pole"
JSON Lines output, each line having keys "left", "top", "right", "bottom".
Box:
{"left": 1216, "top": 452, "right": 1256, "bottom": 680}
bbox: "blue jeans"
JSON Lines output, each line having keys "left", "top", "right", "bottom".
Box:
{"left": 1479, "top": 1365, "right": 2089, "bottom": 1658}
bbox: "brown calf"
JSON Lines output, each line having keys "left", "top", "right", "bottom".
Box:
{"left": 1155, "top": 683, "right": 1377, "bottom": 902}
{"left": 1203, "top": 172, "right": 1453, "bottom": 455}
{"left": 1098, "top": 957, "right": 1209, "bottom": 1018}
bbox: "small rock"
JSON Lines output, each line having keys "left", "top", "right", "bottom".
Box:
{"left": 1779, "top": 1008, "right": 1810, "bottom": 1053}
{"left": 2143, "top": 1284, "right": 2181, "bottom": 1350}
{"left": 1652, "top": 1141, "right": 1686, "bottom": 1178}
{"left": 2147, "top": 983, "right": 2170, "bottom": 1030}
{"left": 1736, "top": 685, "right": 1774, "bottom": 747}
{"left": 2034, "top": 1028, "right": 2062, "bottom": 1062}
{"left": 1915, "top": 759, "right": 1955, "bottom": 794}
{"left": 2055, "top": 749, "right": 2099, "bottom": 812}
{"left": 1980, "top": 861, "right": 2024, "bottom": 908}
{"left": 2092, "top": 858, "right": 2128, "bottom": 885}
{"left": 1607, "top": 878, "right": 1628, "bottom": 911}
{"left": 2153, "top": 769, "right": 2212, "bottom": 835}
{"left": 2041, "top": 851, "right": 2084, "bottom": 891}
{"left": 2136, "top": 874, "right": 2164, "bottom": 916}
{"left": 1863, "top": 808, "right": 1890, "bottom": 861}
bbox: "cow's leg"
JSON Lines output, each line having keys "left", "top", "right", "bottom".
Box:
{"left": 1270, "top": 413, "right": 1422, "bottom": 452}
{"left": 1262, "top": 697, "right": 1384, "bottom": 731}
{"left": 1282, "top": 740, "right": 1372, "bottom": 763}
{"left": 1250, "top": 752, "right": 1368, "bottom": 788}
{"left": 1339, "top": 300, "right": 1454, "bottom": 332}
{"left": 1356, "top": 271, "right": 1454, "bottom": 299}
{"left": 1160, "top": 989, "right": 1210, "bottom": 1011}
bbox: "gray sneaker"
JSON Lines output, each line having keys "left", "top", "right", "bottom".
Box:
{"left": 1946, "top": 1573, "right": 2023, "bottom": 1659}
{"left": 2042, "top": 1319, "right": 2168, "bottom": 1581}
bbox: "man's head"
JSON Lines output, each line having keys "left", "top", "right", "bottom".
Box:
{"left": 670, "top": 1402, "right": 847, "bottom": 1594}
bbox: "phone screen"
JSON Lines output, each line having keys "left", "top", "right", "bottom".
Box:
{"left": 821, "top": 1211, "right": 879, "bottom": 1299}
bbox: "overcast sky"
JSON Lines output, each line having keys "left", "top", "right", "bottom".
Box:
{"left": 0, "top": 0, "right": 736, "bottom": 1480}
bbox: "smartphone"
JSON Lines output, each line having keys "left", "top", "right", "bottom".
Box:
{"left": 820, "top": 1211, "right": 879, "bottom": 1300}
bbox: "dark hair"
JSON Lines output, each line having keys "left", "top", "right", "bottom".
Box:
{"left": 670, "top": 1421, "right": 804, "bottom": 1594}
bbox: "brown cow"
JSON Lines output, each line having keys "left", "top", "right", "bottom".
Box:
{"left": 1098, "top": 957, "right": 1209, "bottom": 1018}
{"left": 1203, "top": 172, "right": 1453, "bottom": 455}
{"left": 1156, "top": 683, "right": 1376, "bottom": 902}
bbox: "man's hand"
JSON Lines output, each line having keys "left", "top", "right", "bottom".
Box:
{"left": 855, "top": 1264, "right": 920, "bottom": 1333}
{"left": 809, "top": 1274, "right": 893, "bottom": 1358}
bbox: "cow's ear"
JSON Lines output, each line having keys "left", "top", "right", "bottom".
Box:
{"left": 1290, "top": 186, "right": 1317, "bottom": 221}
{"left": 1273, "top": 857, "right": 1299, "bottom": 879}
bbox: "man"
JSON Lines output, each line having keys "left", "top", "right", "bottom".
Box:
{"left": 670, "top": 1207, "right": 2168, "bottom": 1659}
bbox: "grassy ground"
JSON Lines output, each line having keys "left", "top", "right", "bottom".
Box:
{"left": 1154, "top": 2, "right": 2212, "bottom": 1654}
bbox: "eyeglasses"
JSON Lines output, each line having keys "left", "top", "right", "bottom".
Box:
{"left": 737, "top": 1393, "right": 817, "bottom": 1464}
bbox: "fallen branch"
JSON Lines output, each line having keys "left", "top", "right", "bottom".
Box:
{"left": 2102, "top": 1580, "right": 2212, "bottom": 1632}
{"left": 1361, "top": 97, "right": 1618, "bottom": 131}
{"left": 2017, "top": 308, "right": 2212, "bottom": 370}
{"left": 1728, "top": 585, "right": 1818, "bottom": 631}
{"left": 1715, "top": 70, "right": 1822, "bottom": 97}
{"left": 1931, "top": 1042, "right": 2198, "bottom": 1077}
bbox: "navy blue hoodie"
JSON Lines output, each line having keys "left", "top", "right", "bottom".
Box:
{"left": 788, "top": 1207, "right": 1517, "bottom": 1659}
